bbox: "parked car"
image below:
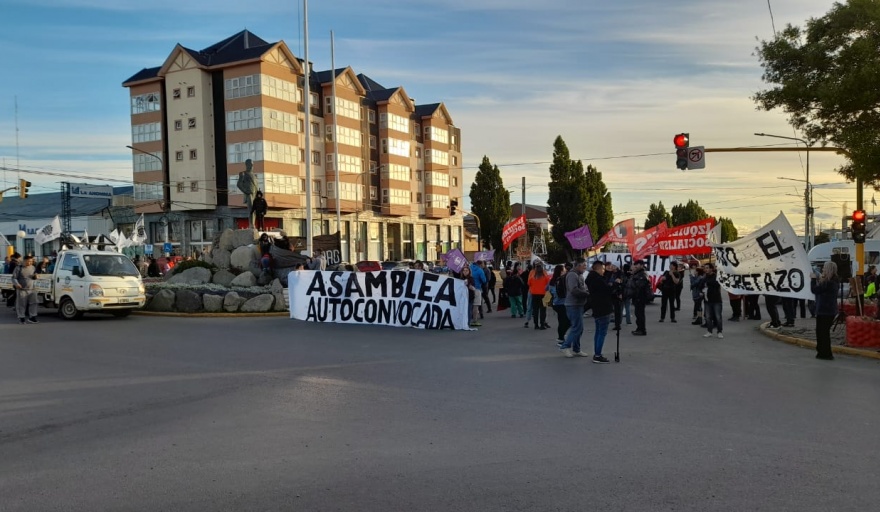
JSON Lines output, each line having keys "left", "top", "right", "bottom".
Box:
{"left": 356, "top": 260, "right": 382, "bottom": 272}
{"left": 381, "top": 261, "right": 400, "bottom": 271}
{"left": 327, "top": 261, "right": 352, "bottom": 271}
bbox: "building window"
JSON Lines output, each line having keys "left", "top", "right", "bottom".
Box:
{"left": 417, "top": 192, "right": 423, "bottom": 202}
{"left": 311, "top": 151, "right": 321, "bottom": 165}
{"left": 191, "top": 181, "right": 198, "bottom": 192}
{"left": 131, "top": 122, "right": 162, "bottom": 143}
{"left": 298, "top": 118, "right": 305, "bottom": 133}
{"left": 187, "top": 86, "right": 195, "bottom": 97}
{"left": 310, "top": 122, "right": 320, "bottom": 136}
{"left": 312, "top": 180, "right": 321, "bottom": 194}
{"left": 131, "top": 92, "right": 161, "bottom": 114}
{"left": 415, "top": 147, "right": 422, "bottom": 159}
{"left": 175, "top": 151, "right": 183, "bottom": 161}
{"left": 310, "top": 92, "right": 319, "bottom": 107}
{"left": 452, "top": 177, "right": 458, "bottom": 187}
{"left": 173, "top": 88, "right": 181, "bottom": 99}
{"left": 189, "top": 149, "right": 197, "bottom": 160}
{"left": 370, "top": 161, "right": 378, "bottom": 174}
{"left": 369, "top": 136, "right": 376, "bottom": 149}
{"left": 177, "top": 182, "right": 185, "bottom": 193}
{"left": 299, "top": 149, "right": 306, "bottom": 163}
{"left": 134, "top": 182, "right": 163, "bottom": 200}
{"left": 452, "top": 156, "right": 458, "bottom": 166}
{"left": 417, "top": 171, "right": 422, "bottom": 181}
{"left": 225, "top": 74, "right": 260, "bottom": 100}
{"left": 174, "top": 120, "right": 182, "bottom": 131}
{"left": 370, "top": 186, "right": 377, "bottom": 200}
{"left": 368, "top": 110, "right": 376, "bottom": 124}
{"left": 188, "top": 118, "right": 196, "bottom": 129}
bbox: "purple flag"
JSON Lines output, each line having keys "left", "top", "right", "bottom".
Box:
{"left": 445, "top": 248, "right": 469, "bottom": 273}
{"left": 565, "top": 224, "right": 594, "bottom": 250}
{"left": 473, "top": 249, "right": 495, "bottom": 262}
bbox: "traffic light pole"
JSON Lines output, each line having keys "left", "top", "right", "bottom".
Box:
{"left": 703, "top": 145, "right": 862, "bottom": 275}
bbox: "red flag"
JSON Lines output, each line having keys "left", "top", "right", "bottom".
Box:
{"left": 593, "top": 219, "right": 635, "bottom": 249}
{"left": 632, "top": 222, "right": 667, "bottom": 260}
{"left": 656, "top": 218, "right": 716, "bottom": 256}
{"left": 502, "top": 215, "right": 527, "bottom": 250}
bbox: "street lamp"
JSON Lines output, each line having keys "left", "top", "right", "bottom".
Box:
{"left": 755, "top": 133, "right": 814, "bottom": 249}
{"left": 126, "top": 145, "right": 169, "bottom": 247}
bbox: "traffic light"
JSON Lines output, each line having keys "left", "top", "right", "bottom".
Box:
{"left": 674, "top": 133, "right": 689, "bottom": 170}
{"left": 852, "top": 209, "right": 867, "bottom": 243}
{"left": 450, "top": 199, "right": 458, "bottom": 215}
{"left": 18, "top": 179, "right": 31, "bottom": 199}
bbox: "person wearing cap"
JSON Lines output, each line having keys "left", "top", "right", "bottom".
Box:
{"left": 626, "top": 259, "right": 652, "bottom": 336}
{"left": 586, "top": 260, "right": 618, "bottom": 363}
{"left": 559, "top": 258, "right": 591, "bottom": 358}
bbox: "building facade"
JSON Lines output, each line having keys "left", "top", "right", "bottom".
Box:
{"left": 122, "top": 30, "right": 464, "bottom": 263}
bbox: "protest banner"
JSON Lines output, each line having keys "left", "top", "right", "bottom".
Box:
{"left": 445, "top": 248, "right": 469, "bottom": 273}
{"left": 593, "top": 252, "right": 673, "bottom": 294}
{"left": 287, "top": 232, "right": 343, "bottom": 266}
{"left": 564, "top": 224, "right": 594, "bottom": 250}
{"left": 709, "top": 212, "right": 812, "bottom": 300}
{"left": 632, "top": 222, "right": 667, "bottom": 261}
{"left": 593, "top": 219, "right": 635, "bottom": 249}
{"left": 289, "top": 270, "right": 469, "bottom": 329}
{"left": 502, "top": 216, "right": 527, "bottom": 249}
{"left": 657, "top": 218, "right": 715, "bottom": 256}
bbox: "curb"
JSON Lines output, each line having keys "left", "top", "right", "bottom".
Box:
{"left": 133, "top": 311, "right": 289, "bottom": 318}
{"left": 758, "top": 321, "right": 880, "bottom": 361}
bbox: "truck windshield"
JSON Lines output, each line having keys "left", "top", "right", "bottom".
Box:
{"left": 82, "top": 254, "right": 140, "bottom": 277}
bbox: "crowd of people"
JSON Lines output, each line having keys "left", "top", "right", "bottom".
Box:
{"left": 455, "top": 256, "right": 843, "bottom": 362}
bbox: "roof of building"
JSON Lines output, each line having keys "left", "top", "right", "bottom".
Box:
{"left": 414, "top": 103, "right": 442, "bottom": 118}
{"left": 0, "top": 186, "right": 133, "bottom": 224}
{"left": 314, "top": 67, "right": 347, "bottom": 84}
{"left": 511, "top": 203, "right": 547, "bottom": 215}
{"left": 357, "top": 74, "right": 386, "bottom": 94}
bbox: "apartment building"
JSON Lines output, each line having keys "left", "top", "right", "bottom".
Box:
{"left": 122, "top": 30, "right": 463, "bottom": 262}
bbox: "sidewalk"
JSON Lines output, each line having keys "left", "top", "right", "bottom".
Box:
{"left": 759, "top": 319, "right": 880, "bottom": 361}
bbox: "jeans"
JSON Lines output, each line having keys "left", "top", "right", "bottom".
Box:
{"left": 553, "top": 304, "right": 570, "bottom": 341}
{"left": 531, "top": 294, "right": 547, "bottom": 327}
{"left": 562, "top": 306, "right": 585, "bottom": 353}
{"left": 692, "top": 296, "right": 703, "bottom": 319}
{"left": 525, "top": 293, "right": 533, "bottom": 320}
{"left": 660, "top": 291, "right": 675, "bottom": 321}
{"left": 623, "top": 298, "right": 632, "bottom": 324}
{"left": 509, "top": 295, "right": 524, "bottom": 317}
{"left": 706, "top": 302, "right": 723, "bottom": 333}
{"left": 634, "top": 301, "right": 647, "bottom": 333}
{"left": 594, "top": 313, "right": 612, "bottom": 356}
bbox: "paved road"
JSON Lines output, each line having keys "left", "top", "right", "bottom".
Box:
{"left": 1, "top": 296, "right": 879, "bottom": 511}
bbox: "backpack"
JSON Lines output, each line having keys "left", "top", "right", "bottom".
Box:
{"left": 556, "top": 276, "right": 567, "bottom": 300}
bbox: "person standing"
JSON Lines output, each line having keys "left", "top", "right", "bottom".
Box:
{"left": 559, "top": 258, "right": 591, "bottom": 358}
{"left": 745, "top": 294, "right": 762, "bottom": 321}
{"left": 470, "top": 260, "right": 487, "bottom": 321}
{"left": 728, "top": 292, "right": 743, "bottom": 322}
{"left": 548, "top": 265, "right": 570, "bottom": 346}
{"left": 528, "top": 263, "right": 551, "bottom": 331}
{"left": 504, "top": 269, "right": 525, "bottom": 319}
{"left": 812, "top": 261, "right": 839, "bottom": 360}
{"left": 658, "top": 261, "right": 681, "bottom": 323}
{"left": 484, "top": 262, "right": 496, "bottom": 312}
{"left": 627, "top": 259, "right": 651, "bottom": 336}
{"left": 252, "top": 190, "right": 268, "bottom": 231}
{"left": 13, "top": 254, "right": 38, "bottom": 324}
{"left": 586, "top": 260, "right": 616, "bottom": 363}
{"left": 765, "top": 294, "right": 783, "bottom": 328}
{"left": 690, "top": 267, "right": 706, "bottom": 325}
{"left": 620, "top": 263, "right": 632, "bottom": 325}
{"left": 702, "top": 263, "right": 724, "bottom": 339}
{"left": 674, "top": 265, "right": 685, "bottom": 311}
{"left": 781, "top": 297, "right": 797, "bottom": 327}
{"left": 461, "top": 265, "right": 479, "bottom": 328}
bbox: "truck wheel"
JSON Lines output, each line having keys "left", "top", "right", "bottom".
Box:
{"left": 59, "top": 297, "right": 84, "bottom": 320}
{"left": 111, "top": 310, "right": 132, "bottom": 318}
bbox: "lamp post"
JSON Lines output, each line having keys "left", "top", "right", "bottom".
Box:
{"left": 126, "top": 145, "right": 168, "bottom": 247}
{"left": 754, "top": 133, "right": 814, "bottom": 249}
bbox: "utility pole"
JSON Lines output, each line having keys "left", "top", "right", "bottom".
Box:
{"left": 302, "top": 0, "right": 313, "bottom": 257}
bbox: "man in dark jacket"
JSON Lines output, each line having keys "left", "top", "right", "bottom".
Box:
{"left": 252, "top": 190, "right": 268, "bottom": 231}
{"left": 586, "top": 260, "right": 618, "bottom": 363}
{"left": 702, "top": 263, "right": 724, "bottom": 338}
{"left": 626, "top": 259, "right": 651, "bottom": 336}
{"left": 504, "top": 269, "right": 525, "bottom": 318}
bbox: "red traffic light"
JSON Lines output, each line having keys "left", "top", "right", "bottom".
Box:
{"left": 673, "top": 133, "right": 689, "bottom": 148}
{"left": 853, "top": 210, "right": 866, "bottom": 222}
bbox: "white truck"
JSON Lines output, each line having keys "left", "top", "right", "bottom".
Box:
{"left": 808, "top": 240, "right": 880, "bottom": 276}
{"left": 0, "top": 249, "right": 146, "bottom": 319}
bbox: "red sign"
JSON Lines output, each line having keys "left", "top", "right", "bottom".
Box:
{"left": 632, "top": 222, "right": 667, "bottom": 260}
{"left": 593, "top": 219, "right": 635, "bottom": 249}
{"left": 656, "top": 218, "right": 716, "bottom": 256}
{"left": 502, "top": 215, "right": 527, "bottom": 250}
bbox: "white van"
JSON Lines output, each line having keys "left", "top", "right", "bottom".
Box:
{"left": 0, "top": 249, "right": 146, "bottom": 319}
{"left": 807, "top": 240, "right": 880, "bottom": 276}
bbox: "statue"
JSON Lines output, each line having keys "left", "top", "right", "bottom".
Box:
{"left": 236, "top": 159, "right": 258, "bottom": 228}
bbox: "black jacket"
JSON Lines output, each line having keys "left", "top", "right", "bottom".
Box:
{"left": 586, "top": 271, "right": 614, "bottom": 317}
{"left": 705, "top": 273, "right": 722, "bottom": 303}
{"left": 627, "top": 269, "right": 652, "bottom": 304}
{"left": 252, "top": 196, "right": 268, "bottom": 216}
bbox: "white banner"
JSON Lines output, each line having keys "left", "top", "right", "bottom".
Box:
{"left": 710, "top": 212, "right": 812, "bottom": 300}
{"left": 289, "top": 270, "right": 470, "bottom": 330}
{"left": 593, "top": 253, "right": 674, "bottom": 294}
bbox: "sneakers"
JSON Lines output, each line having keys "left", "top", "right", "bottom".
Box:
{"left": 592, "top": 355, "right": 610, "bottom": 364}
{"left": 469, "top": 321, "right": 481, "bottom": 327}
{"left": 524, "top": 322, "right": 529, "bottom": 328}
{"left": 782, "top": 322, "right": 795, "bottom": 327}
{"left": 19, "top": 318, "right": 25, "bottom": 324}
{"left": 702, "top": 332, "right": 714, "bottom": 338}
{"left": 561, "top": 347, "right": 574, "bottom": 358}
{"left": 575, "top": 351, "right": 591, "bottom": 357}
{"left": 717, "top": 332, "right": 724, "bottom": 339}
{"left": 767, "top": 323, "right": 781, "bottom": 329}
{"left": 631, "top": 330, "right": 646, "bottom": 336}
{"left": 671, "top": 319, "right": 677, "bottom": 323}
{"left": 26, "top": 317, "right": 38, "bottom": 324}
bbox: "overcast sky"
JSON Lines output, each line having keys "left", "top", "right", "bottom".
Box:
{"left": 0, "top": 0, "right": 862, "bottom": 235}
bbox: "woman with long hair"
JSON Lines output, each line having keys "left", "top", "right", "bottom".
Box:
{"left": 460, "top": 265, "right": 479, "bottom": 328}
{"left": 811, "top": 260, "right": 839, "bottom": 360}
{"left": 528, "top": 263, "right": 551, "bottom": 330}
{"left": 548, "top": 264, "right": 569, "bottom": 344}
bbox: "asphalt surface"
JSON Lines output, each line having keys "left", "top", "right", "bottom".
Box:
{"left": 1, "top": 295, "right": 879, "bottom": 511}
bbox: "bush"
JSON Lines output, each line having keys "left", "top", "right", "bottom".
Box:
{"left": 170, "top": 259, "right": 217, "bottom": 276}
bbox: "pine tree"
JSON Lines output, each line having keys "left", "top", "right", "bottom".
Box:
{"left": 671, "top": 200, "right": 710, "bottom": 226}
{"left": 645, "top": 202, "right": 672, "bottom": 229}
{"left": 547, "top": 137, "right": 590, "bottom": 258}
{"left": 469, "top": 156, "right": 511, "bottom": 255}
